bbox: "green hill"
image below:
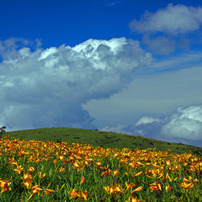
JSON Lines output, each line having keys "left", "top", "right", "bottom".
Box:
{"left": 2, "top": 127, "right": 202, "bottom": 157}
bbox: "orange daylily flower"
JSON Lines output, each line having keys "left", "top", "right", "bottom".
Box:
{"left": 79, "top": 176, "right": 85, "bottom": 185}
{"left": 125, "top": 182, "right": 136, "bottom": 190}
{"left": 0, "top": 180, "right": 11, "bottom": 193}
{"left": 131, "top": 186, "right": 143, "bottom": 193}
{"left": 58, "top": 155, "right": 64, "bottom": 160}
{"left": 165, "top": 186, "right": 172, "bottom": 191}
{"left": 8, "top": 157, "right": 17, "bottom": 166}
{"left": 31, "top": 185, "right": 43, "bottom": 194}
{"left": 22, "top": 173, "right": 33, "bottom": 181}
{"left": 101, "top": 170, "right": 112, "bottom": 177}
{"left": 183, "top": 176, "right": 198, "bottom": 183}
{"left": 14, "top": 165, "right": 24, "bottom": 174}
{"left": 43, "top": 187, "right": 56, "bottom": 195}
{"left": 133, "top": 171, "right": 143, "bottom": 177}
{"left": 21, "top": 181, "right": 32, "bottom": 189}
{"left": 166, "top": 160, "right": 171, "bottom": 166}
{"left": 69, "top": 189, "right": 80, "bottom": 199}
{"left": 37, "top": 171, "right": 46, "bottom": 178}
{"left": 58, "top": 167, "right": 65, "bottom": 172}
{"left": 181, "top": 182, "right": 194, "bottom": 189}
{"left": 27, "top": 167, "right": 35, "bottom": 174}
{"left": 149, "top": 181, "right": 162, "bottom": 191}
{"left": 69, "top": 189, "right": 88, "bottom": 200}
{"left": 104, "top": 184, "right": 125, "bottom": 195}
{"left": 111, "top": 170, "right": 119, "bottom": 176}
{"left": 126, "top": 196, "right": 140, "bottom": 202}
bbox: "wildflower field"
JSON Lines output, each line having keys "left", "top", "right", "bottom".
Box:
{"left": 0, "top": 134, "right": 201, "bottom": 202}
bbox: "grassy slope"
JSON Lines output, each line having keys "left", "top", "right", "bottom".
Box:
{"left": 3, "top": 127, "right": 202, "bottom": 157}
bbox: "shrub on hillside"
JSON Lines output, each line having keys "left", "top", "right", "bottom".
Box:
{"left": 0, "top": 126, "right": 6, "bottom": 138}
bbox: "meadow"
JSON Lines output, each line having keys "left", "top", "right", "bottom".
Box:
{"left": 0, "top": 128, "right": 201, "bottom": 201}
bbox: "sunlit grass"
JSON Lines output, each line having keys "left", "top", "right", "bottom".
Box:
{"left": 0, "top": 135, "right": 201, "bottom": 201}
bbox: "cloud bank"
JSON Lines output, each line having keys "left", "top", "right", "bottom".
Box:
{"left": 0, "top": 37, "right": 152, "bottom": 131}
{"left": 101, "top": 104, "right": 202, "bottom": 147}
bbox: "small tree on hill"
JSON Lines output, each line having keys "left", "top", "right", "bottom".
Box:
{"left": 0, "top": 126, "right": 6, "bottom": 138}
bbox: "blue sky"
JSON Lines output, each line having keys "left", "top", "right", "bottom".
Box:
{"left": 0, "top": 0, "right": 202, "bottom": 147}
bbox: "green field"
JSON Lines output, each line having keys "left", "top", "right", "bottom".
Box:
{"left": 3, "top": 127, "right": 202, "bottom": 158}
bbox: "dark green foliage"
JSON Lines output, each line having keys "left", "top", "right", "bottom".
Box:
{"left": 57, "top": 138, "right": 62, "bottom": 144}
{"left": 0, "top": 126, "right": 6, "bottom": 138}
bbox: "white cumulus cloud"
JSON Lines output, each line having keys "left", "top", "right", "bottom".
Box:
{"left": 161, "top": 105, "right": 202, "bottom": 142}
{"left": 135, "top": 116, "right": 160, "bottom": 126}
{"left": 129, "top": 4, "right": 202, "bottom": 55}
{"left": 0, "top": 37, "right": 152, "bottom": 131}
{"left": 130, "top": 4, "right": 202, "bottom": 35}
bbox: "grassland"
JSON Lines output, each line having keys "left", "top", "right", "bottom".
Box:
{"left": 3, "top": 127, "right": 202, "bottom": 158}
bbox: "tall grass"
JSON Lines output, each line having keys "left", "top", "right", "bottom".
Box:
{"left": 0, "top": 135, "right": 201, "bottom": 201}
